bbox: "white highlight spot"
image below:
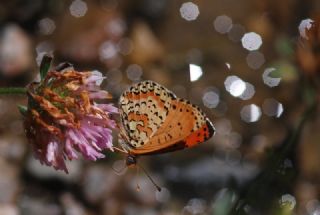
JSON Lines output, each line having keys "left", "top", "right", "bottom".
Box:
{"left": 241, "top": 32, "right": 263, "bottom": 51}
{"left": 262, "top": 67, "right": 281, "bottom": 87}
{"left": 224, "top": 76, "right": 252, "bottom": 99}
{"left": 239, "top": 82, "right": 255, "bottom": 100}
{"left": 189, "top": 64, "right": 203, "bottom": 82}
{"left": 38, "top": 18, "right": 56, "bottom": 35}
{"left": 69, "top": 0, "right": 88, "bottom": 18}
{"left": 262, "top": 98, "right": 284, "bottom": 118}
{"left": 126, "top": 64, "right": 143, "bottom": 81}
{"left": 229, "top": 79, "right": 246, "bottom": 97}
{"left": 225, "top": 62, "right": 231, "bottom": 69}
{"left": 99, "top": 41, "right": 117, "bottom": 60}
{"left": 105, "top": 18, "right": 126, "bottom": 37}
{"left": 246, "top": 51, "right": 265, "bottom": 69}
{"left": 224, "top": 76, "right": 239, "bottom": 92}
{"left": 213, "top": 15, "right": 233, "bottom": 34}
{"left": 279, "top": 194, "right": 296, "bottom": 210}
{"left": 179, "top": 2, "right": 199, "bottom": 21}
{"left": 202, "top": 91, "right": 219, "bottom": 108}
{"left": 298, "top": 18, "right": 314, "bottom": 39}
{"left": 240, "top": 104, "right": 261, "bottom": 123}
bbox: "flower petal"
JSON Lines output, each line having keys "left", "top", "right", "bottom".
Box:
{"left": 89, "top": 91, "right": 112, "bottom": 99}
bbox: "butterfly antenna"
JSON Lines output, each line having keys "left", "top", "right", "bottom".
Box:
{"left": 136, "top": 167, "right": 141, "bottom": 191}
{"left": 137, "top": 163, "right": 162, "bottom": 192}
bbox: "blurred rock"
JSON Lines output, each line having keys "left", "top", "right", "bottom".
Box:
{"left": 0, "top": 204, "right": 19, "bottom": 215}
{"left": 182, "top": 198, "right": 207, "bottom": 215}
{"left": 127, "top": 174, "right": 159, "bottom": 205}
{"left": 82, "top": 165, "right": 120, "bottom": 203}
{"left": 0, "top": 24, "right": 33, "bottom": 78}
{"left": 26, "top": 155, "right": 82, "bottom": 182}
{"left": 123, "top": 203, "right": 158, "bottom": 215}
{"left": 0, "top": 134, "right": 26, "bottom": 162}
{"left": 102, "top": 197, "right": 121, "bottom": 215}
{"left": 165, "top": 156, "right": 259, "bottom": 186}
{"left": 61, "top": 193, "right": 91, "bottom": 215}
{"left": 155, "top": 187, "right": 171, "bottom": 203}
{"left": 19, "top": 195, "right": 62, "bottom": 215}
{"left": 0, "top": 159, "right": 20, "bottom": 203}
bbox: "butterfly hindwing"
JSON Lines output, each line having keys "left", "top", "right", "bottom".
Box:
{"left": 128, "top": 98, "right": 214, "bottom": 154}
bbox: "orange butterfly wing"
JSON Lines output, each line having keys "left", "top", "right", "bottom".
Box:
{"left": 119, "top": 81, "right": 174, "bottom": 147}
{"left": 118, "top": 81, "right": 215, "bottom": 155}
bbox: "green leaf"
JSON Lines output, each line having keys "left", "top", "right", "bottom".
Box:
{"left": 40, "top": 54, "right": 53, "bottom": 80}
{"left": 18, "top": 105, "right": 28, "bottom": 116}
{"left": 0, "top": 87, "right": 26, "bottom": 95}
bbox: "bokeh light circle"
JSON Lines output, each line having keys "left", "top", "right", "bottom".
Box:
{"left": 214, "top": 15, "right": 233, "bottom": 34}
{"left": 69, "top": 0, "right": 88, "bottom": 18}
{"left": 241, "top": 32, "right": 263, "bottom": 51}
{"left": 180, "top": 2, "right": 200, "bottom": 21}
{"left": 240, "top": 104, "right": 262, "bottom": 123}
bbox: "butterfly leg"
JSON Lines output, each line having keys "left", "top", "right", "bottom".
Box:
{"left": 117, "top": 124, "right": 132, "bottom": 153}
{"left": 135, "top": 167, "right": 141, "bottom": 191}
{"left": 113, "top": 146, "right": 128, "bottom": 154}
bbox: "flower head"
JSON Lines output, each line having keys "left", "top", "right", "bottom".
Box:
{"left": 24, "top": 68, "right": 117, "bottom": 173}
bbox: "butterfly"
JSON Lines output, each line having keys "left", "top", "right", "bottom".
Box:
{"left": 118, "top": 80, "right": 215, "bottom": 167}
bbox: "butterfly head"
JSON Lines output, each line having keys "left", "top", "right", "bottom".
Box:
{"left": 126, "top": 154, "right": 137, "bottom": 167}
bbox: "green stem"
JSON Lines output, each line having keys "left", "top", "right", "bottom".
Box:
{"left": 0, "top": 87, "right": 27, "bottom": 95}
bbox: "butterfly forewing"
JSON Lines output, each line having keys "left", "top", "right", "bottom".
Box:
{"left": 119, "top": 81, "right": 175, "bottom": 148}
{"left": 127, "top": 98, "right": 194, "bottom": 154}
{"left": 119, "top": 80, "right": 215, "bottom": 155}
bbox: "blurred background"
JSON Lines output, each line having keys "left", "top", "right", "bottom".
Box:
{"left": 0, "top": 0, "right": 319, "bottom": 214}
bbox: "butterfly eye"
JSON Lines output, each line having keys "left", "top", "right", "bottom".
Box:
{"left": 126, "top": 155, "right": 136, "bottom": 166}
